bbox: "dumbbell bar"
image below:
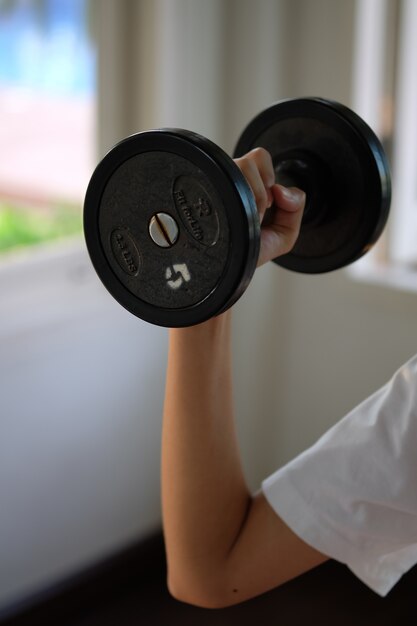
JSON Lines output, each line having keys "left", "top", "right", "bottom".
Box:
{"left": 84, "top": 98, "right": 391, "bottom": 328}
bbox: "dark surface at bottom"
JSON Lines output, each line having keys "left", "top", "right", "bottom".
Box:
{"left": 2, "top": 531, "right": 416, "bottom": 626}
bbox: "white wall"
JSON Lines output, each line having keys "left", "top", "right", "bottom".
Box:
{"left": 2, "top": 0, "right": 417, "bottom": 612}
{"left": 0, "top": 242, "right": 167, "bottom": 608}
{"left": 239, "top": 267, "right": 417, "bottom": 473}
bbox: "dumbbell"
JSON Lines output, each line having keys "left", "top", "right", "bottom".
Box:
{"left": 84, "top": 97, "right": 391, "bottom": 327}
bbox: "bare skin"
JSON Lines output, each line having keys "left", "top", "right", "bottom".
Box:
{"left": 162, "top": 148, "right": 328, "bottom": 609}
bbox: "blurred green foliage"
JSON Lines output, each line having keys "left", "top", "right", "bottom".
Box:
{"left": 0, "top": 203, "right": 82, "bottom": 253}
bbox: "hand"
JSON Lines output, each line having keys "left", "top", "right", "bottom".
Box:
{"left": 234, "top": 148, "right": 306, "bottom": 267}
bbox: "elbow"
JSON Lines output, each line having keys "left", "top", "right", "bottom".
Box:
{"left": 167, "top": 573, "right": 222, "bottom": 609}
{"left": 166, "top": 571, "right": 239, "bottom": 610}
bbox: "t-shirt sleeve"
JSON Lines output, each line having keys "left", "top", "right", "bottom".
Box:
{"left": 262, "top": 355, "right": 417, "bottom": 596}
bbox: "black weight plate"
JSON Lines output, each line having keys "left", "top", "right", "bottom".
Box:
{"left": 234, "top": 98, "right": 391, "bottom": 273}
{"left": 84, "top": 129, "right": 259, "bottom": 327}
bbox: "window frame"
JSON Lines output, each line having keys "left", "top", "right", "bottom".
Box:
{"left": 351, "top": 0, "right": 417, "bottom": 287}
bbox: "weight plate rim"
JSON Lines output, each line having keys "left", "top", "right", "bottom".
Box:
{"left": 233, "top": 97, "right": 391, "bottom": 274}
{"left": 84, "top": 129, "right": 259, "bottom": 327}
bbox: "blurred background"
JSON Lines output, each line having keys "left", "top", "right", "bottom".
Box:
{"left": 1, "top": 0, "right": 417, "bottom": 616}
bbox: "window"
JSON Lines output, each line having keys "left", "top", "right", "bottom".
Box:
{"left": 351, "top": 0, "right": 417, "bottom": 287}
{"left": 388, "top": 0, "right": 417, "bottom": 266}
{"left": 0, "top": 0, "right": 96, "bottom": 254}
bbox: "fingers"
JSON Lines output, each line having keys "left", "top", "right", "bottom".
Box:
{"left": 234, "top": 148, "right": 275, "bottom": 221}
{"left": 257, "top": 185, "right": 305, "bottom": 267}
{"left": 272, "top": 183, "right": 306, "bottom": 214}
{"left": 234, "top": 148, "right": 306, "bottom": 266}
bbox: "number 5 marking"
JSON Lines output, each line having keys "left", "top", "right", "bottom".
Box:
{"left": 165, "top": 263, "right": 191, "bottom": 290}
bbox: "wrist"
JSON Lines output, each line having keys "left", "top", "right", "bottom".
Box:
{"left": 169, "top": 309, "right": 231, "bottom": 343}
{"left": 167, "top": 310, "right": 232, "bottom": 378}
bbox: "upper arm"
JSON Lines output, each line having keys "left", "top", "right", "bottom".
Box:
{"left": 217, "top": 492, "right": 328, "bottom": 607}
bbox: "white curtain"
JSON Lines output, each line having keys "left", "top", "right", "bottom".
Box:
{"left": 97, "top": 0, "right": 293, "bottom": 155}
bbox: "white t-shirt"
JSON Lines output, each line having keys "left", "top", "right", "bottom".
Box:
{"left": 262, "top": 354, "right": 417, "bottom": 596}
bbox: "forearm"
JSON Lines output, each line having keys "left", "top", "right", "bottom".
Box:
{"left": 161, "top": 157, "right": 307, "bottom": 608}
{"left": 161, "top": 311, "right": 251, "bottom": 603}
